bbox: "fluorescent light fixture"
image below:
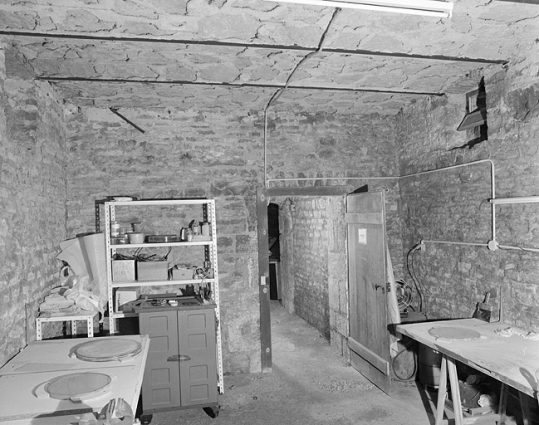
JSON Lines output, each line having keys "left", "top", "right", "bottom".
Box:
{"left": 457, "top": 109, "right": 486, "bottom": 131}
{"left": 489, "top": 196, "right": 539, "bottom": 205}
{"left": 265, "top": 0, "right": 453, "bottom": 17}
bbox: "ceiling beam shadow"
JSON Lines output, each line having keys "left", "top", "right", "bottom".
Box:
{"left": 39, "top": 76, "right": 446, "bottom": 96}
{"left": 0, "top": 31, "right": 508, "bottom": 65}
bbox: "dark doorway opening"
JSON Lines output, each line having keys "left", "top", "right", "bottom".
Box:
{"left": 268, "top": 202, "right": 281, "bottom": 301}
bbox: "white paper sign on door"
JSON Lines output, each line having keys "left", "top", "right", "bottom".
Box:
{"left": 357, "top": 228, "right": 367, "bottom": 245}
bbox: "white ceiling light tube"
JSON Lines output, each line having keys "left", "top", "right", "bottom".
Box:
{"left": 264, "top": 0, "right": 453, "bottom": 17}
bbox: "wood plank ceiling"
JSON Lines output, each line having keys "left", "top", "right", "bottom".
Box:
{"left": 0, "top": 0, "right": 538, "bottom": 115}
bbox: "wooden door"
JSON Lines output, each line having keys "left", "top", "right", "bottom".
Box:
{"left": 346, "top": 191, "right": 391, "bottom": 394}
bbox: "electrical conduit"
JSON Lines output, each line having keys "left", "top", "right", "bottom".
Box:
{"left": 269, "top": 157, "right": 539, "bottom": 253}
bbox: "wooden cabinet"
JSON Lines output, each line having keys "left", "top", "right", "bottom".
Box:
{"left": 136, "top": 302, "right": 219, "bottom": 416}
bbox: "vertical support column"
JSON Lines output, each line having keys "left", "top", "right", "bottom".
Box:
{"left": 435, "top": 356, "right": 448, "bottom": 425}
{"left": 257, "top": 187, "right": 272, "bottom": 372}
{"left": 207, "top": 200, "right": 224, "bottom": 394}
{"left": 105, "top": 202, "right": 116, "bottom": 335}
{"left": 87, "top": 316, "right": 94, "bottom": 338}
{"left": 519, "top": 392, "right": 531, "bottom": 425}
{"left": 499, "top": 383, "right": 509, "bottom": 425}
{"left": 35, "top": 319, "right": 43, "bottom": 341}
{"left": 447, "top": 357, "right": 464, "bottom": 425}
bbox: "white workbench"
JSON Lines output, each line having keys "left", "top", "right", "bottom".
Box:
{"left": 397, "top": 318, "right": 539, "bottom": 425}
{"left": 0, "top": 335, "right": 149, "bottom": 424}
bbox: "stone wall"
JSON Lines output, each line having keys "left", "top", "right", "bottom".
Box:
{"left": 291, "top": 197, "right": 331, "bottom": 339}
{"left": 64, "top": 107, "right": 263, "bottom": 373}
{"left": 278, "top": 178, "right": 402, "bottom": 358}
{"left": 63, "top": 106, "right": 405, "bottom": 371}
{"left": 0, "top": 45, "right": 68, "bottom": 367}
{"left": 326, "top": 196, "right": 348, "bottom": 357}
{"left": 396, "top": 52, "right": 539, "bottom": 328}
{"left": 268, "top": 111, "right": 404, "bottom": 357}
{"left": 283, "top": 195, "right": 350, "bottom": 357}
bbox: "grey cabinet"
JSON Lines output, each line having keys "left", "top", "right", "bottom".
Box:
{"left": 137, "top": 303, "right": 218, "bottom": 416}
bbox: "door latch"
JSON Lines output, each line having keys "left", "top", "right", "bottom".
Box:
{"left": 374, "top": 282, "right": 391, "bottom": 293}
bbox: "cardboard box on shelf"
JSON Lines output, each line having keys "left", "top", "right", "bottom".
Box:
{"left": 137, "top": 261, "right": 169, "bottom": 281}
{"left": 172, "top": 267, "right": 194, "bottom": 281}
{"left": 112, "top": 260, "right": 136, "bottom": 282}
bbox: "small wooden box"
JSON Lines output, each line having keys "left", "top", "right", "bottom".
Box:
{"left": 115, "top": 287, "right": 139, "bottom": 312}
{"left": 137, "top": 261, "right": 169, "bottom": 281}
{"left": 112, "top": 260, "right": 136, "bottom": 282}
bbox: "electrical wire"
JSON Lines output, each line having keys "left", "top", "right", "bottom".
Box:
{"left": 263, "top": 8, "right": 342, "bottom": 187}
{"left": 391, "top": 338, "right": 417, "bottom": 382}
{"left": 497, "top": 244, "right": 539, "bottom": 254}
{"left": 407, "top": 243, "right": 427, "bottom": 318}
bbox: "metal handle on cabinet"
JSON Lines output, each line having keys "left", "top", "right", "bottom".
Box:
{"left": 167, "top": 354, "right": 191, "bottom": 362}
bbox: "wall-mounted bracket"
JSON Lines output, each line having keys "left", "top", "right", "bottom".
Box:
{"left": 109, "top": 107, "right": 145, "bottom": 133}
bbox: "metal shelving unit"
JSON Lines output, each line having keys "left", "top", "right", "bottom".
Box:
{"left": 99, "top": 198, "right": 223, "bottom": 394}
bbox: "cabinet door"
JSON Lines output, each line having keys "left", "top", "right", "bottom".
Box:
{"left": 177, "top": 309, "right": 218, "bottom": 406}
{"left": 140, "top": 310, "right": 181, "bottom": 411}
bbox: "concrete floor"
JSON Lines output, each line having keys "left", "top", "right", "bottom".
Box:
{"left": 148, "top": 301, "right": 436, "bottom": 425}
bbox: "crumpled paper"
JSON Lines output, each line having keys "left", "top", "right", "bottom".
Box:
{"left": 78, "top": 398, "right": 134, "bottom": 425}
{"left": 39, "top": 266, "right": 104, "bottom": 317}
{"left": 478, "top": 393, "right": 497, "bottom": 408}
{"left": 387, "top": 247, "right": 402, "bottom": 358}
{"left": 57, "top": 233, "right": 107, "bottom": 311}
{"left": 64, "top": 275, "right": 104, "bottom": 314}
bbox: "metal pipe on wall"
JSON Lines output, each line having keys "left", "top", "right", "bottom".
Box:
{"left": 402, "top": 160, "right": 539, "bottom": 253}
{"left": 268, "top": 159, "right": 498, "bottom": 249}
{"left": 420, "top": 240, "right": 489, "bottom": 248}
{"left": 400, "top": 159, "right": 497, "bottom": 249}
{"left": 267, "top": 157, "right": 539, "bottom": 254}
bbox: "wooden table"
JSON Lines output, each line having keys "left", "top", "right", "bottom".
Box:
{"left": 0, "top": 335, "right": 149, "bottom": 425}
{"left": 397, "top": 318, "right": 539, "bottom": 425}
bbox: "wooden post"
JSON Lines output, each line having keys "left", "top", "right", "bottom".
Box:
{"left": 257, "top": 187, "right": 272, "bottom": 372}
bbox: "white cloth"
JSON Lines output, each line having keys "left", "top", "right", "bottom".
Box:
{"left": 57, "top": 233, "right": 107, "bottom": 310}
{"left": 387, "top": 247, "right": 402, "bottom": 357}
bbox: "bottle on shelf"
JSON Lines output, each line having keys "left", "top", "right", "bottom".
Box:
{"left": 190, "top": 220, "right": 201, "bottom": 235}
{"left": 201, "top": 221, "right": 210, "bottom": 236}
{"left": 111, "top": 221, "right": 120, "bottom": 237}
